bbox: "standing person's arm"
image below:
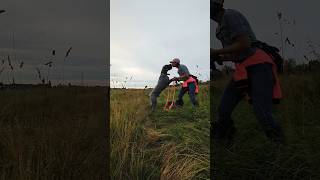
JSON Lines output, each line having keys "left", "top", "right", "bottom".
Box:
{"left": 171, "top": 73, "right": 188, "bottom": 82}
{"left": 177, "top": 72, "right": 189, "bottom": 81}
{"left": 211, "top": 34, "right": 251, "bottom": 61}
{"left": 211, "top": 10, "right": 255, "bottom": 63}
{"left": 171, "top": 65, "right": 190, "bottom": 82}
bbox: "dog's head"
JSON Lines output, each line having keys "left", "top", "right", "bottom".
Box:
{"left": 161, "top": 64, "right": 172, "bottom": 75}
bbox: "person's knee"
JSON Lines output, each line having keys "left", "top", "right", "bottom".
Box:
{"left": 189, "top": 94, "right": 198, "bottom": 105}
{"left": 252, "top": 100, "right": 272, "bottom": 119}
{"left": 178, "top": 90, "right": 184, "bottom": 99}
{"left": 188, "top": 92, "right": 196, "bottom": 100}
{"left": 218, "top": 103, "right": 231, "bottom": 118}
{"left": 252, "top": 101, "right": 281, "bottom": 132}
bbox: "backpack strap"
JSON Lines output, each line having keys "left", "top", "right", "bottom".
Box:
{"left": 251, "top": 41, "right": 284, "bottom": 73}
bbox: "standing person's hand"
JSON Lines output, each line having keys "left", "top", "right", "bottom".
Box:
{"left": 171, "top": 77, "right": 179, "bottom": 82}
{"left": 211, "top": 49, "right": 223, "bottom": 65}
{"left": 210, "top": 48, "right": 219, "bottom": 56}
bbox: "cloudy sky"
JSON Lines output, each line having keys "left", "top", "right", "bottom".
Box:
{"left": 3, "top": 1, "right": 317, "bottom": 87}
{"left": 211, "top": 0, "right": 320, "bottom": 68}
{"left": 111, "top": 0, "right": 210, "bottom": 88}
{"left": 0, "top": 0, "right": 108, "bottom": 86}
{"left": 111, "top": 0, "right": 320, "bottom": 88}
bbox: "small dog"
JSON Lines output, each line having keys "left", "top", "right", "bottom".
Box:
{"left": 150, "top": 64, "right": 173, "bottom": 111}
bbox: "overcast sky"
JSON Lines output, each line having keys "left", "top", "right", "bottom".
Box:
{"left": 0, "top": 0, "right": 108, "bottom": 86}
{"left": 111, "top": 0, "right": 210, "bottom": 88}
{"left": 2, "top": 1, "right": 318, "bottom": 87}
{"left": 111, "top": 0, "right": 320, "bottom": 88}
{"left": 211, "top": 0, "right": 320, "bottom": 68}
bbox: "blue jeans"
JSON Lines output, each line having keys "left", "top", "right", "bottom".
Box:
{"left": 215, "top": 63, "right": 283, "bottom": 140}
{"left": 176, "top": 82, "right": 198, "bottom": 106}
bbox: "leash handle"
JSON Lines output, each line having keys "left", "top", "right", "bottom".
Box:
{"left": 168, "top": 81, "right": 179, "bottom": 110}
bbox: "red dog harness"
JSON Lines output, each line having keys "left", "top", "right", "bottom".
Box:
{"left": 182, "top": 76, "right": 199, "bottom": 94}
{"left": 233, "top": 49, "right": 282, "bottom": 103}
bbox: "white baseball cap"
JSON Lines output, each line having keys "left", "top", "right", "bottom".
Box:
{"left": 170, "top": 58, "right": 180, "bottom": 64}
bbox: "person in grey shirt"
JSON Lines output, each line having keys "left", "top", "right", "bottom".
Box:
{"left": 211, "top": 0, "right": 284, "bottom": 144}
{"left": 170, "top": 58, "right": 199, "bottom": 107}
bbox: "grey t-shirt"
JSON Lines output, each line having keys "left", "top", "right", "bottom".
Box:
{"left": 216, "top": 9, "right": 258, "bottom": 62}
{"left": 178, "top": 64, "right": 190, "bottom": 76}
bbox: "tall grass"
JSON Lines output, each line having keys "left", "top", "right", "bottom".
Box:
{"left": 0, "top": 87, "right": 107, "bottom": 179}
{"left": 110, "top": 89, "right": 158, "bottom": 179}
{"left": 111, "top": 85, "right": 210, "bottom": 179}
{"left": 213, "top": 71, "right": 320, "bottom": 179}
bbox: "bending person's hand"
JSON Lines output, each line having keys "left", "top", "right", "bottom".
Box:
{"left": 171, "top": 77, "right": 179, "bottom": 82}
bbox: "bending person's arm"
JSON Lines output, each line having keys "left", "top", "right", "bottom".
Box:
{"left": 178, "top": 72, "right": 189, "bottom": 81}
{"left": 171, "top": 72, "right": 189, "bottom": 82}
{"left": 211, "top": 34, "right": 251, "bottom": 62}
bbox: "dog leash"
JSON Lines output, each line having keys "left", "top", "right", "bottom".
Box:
{"left": 164, "top": 81, "right": 178, "bottom": 111}
{"left": 164, "top": 86, "right": 171, "bottom": 110}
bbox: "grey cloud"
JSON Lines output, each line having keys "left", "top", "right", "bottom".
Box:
{"left": 0, "top": 0, "right": 108, "bottom": 85}
{"left": 212, "top": 0, "right": 320, "bottom": 63}
{"left": 111, "top": 0, "right": 210, "bottom": 88}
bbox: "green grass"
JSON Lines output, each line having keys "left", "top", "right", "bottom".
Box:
{"left": 0, "top": 87, "right": 107, "bottom": 180}
{"left": 111, "top": 85, "right": 210, "bottom": 179}
{"left": 213, "top": 71, "right": 320, "bottom": 179}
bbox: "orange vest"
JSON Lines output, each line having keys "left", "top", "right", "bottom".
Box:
{"left": 233, "top": 49, "right": 282, "bottom": 103}
{"left": 182, "top": 76, "right": 199, "bottom": 94}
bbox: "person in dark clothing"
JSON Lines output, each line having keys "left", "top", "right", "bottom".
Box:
{"left": 211, "top": 0, "right": 285, "bottom": 143}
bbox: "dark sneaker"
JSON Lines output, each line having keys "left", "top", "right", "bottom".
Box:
{"left": 193, "top": 101, "right": 199, "bottom": 107}
{"left": 265, "top": 129, "right": 286, "bottom": 145}
{"left": 213, "top": 122, "right": 237, "bottom": 140}
{"left": 175, "top": 99, "right": 184, "bottom": 107}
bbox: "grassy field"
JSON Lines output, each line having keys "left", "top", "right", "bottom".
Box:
{"left": 0, "top": 86, "right": 108, "bottom": 180}
{"left": 213, "top": 71, "right": 320, "bottom": 179}
{"left": 111, "top": 84, "right": 210, "bottom": 179}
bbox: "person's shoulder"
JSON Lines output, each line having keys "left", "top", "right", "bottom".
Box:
{"left": 223, "top": 9, "right": 245, "bottom": 20}
{"left": 223, "top": 9, "right": 248, "bottom": 25}
{"left": 224, "top": 9, "right": 242, "bottom": 16}
{"left": 180, "top": 64, "right": 188, "bottom": 69}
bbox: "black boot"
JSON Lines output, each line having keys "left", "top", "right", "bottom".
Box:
{"left": 175, "top": 99, "right": 184, "bottom": 107}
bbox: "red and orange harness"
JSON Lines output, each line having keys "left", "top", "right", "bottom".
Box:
{"left": 233, "top": 49, "right": 282, "bottom": 103}
{"left": 182, "top": 76, "right": 199, "bottom": 94}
